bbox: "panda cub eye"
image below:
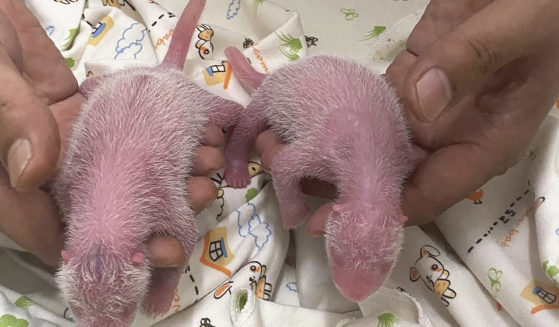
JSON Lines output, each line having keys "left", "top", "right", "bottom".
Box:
{"left": 431, "top": 264, "right": 438, "bottom": 270}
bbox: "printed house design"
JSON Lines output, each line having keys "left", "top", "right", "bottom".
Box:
{"left": 88, "top": 16, "right": 115, "bottom": 46}
{"left": 202, "top": 61, "right": 232, "bottom": 89}
{"left": 520, "top": 280, "right": 559, "bottom": 314}
{"left": 200, "top": 226, "right": 235, "bottom": 276}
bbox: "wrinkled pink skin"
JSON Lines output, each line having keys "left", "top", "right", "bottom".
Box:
{"left": 224, "top": 48, "right": 413, "bottom": 302}
{"left": 50, "top": 0, "right": 242, "bottom": 326}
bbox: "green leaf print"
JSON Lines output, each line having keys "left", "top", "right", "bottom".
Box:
{"left": 361, "top": 25, "right": 386, "bottom": 41}
{"left": 543, "top": 260, "right": 559, "bottom": 287}
{"left": 277, "top": 33, "right": 302, "bottom": 52}
{"left": 340, "top": 8, "right": 359, "bottom": 20}
{"left": 64, "top": 57, "right": 75, "bottom": 68}
{"left": 237, "top": 291, "right": 248, "bottom": 311}
{"left": 277, "top": 33, "right": 302, "bottom": 61}
{"left": 245, "top": 188, "right": 259, "bottom": 202}
{"left": 14, "top": 296, "right": 34, "bottom": 309}
{"left": 487, "top": 267, "right": 503, "bottom": 297}
{"left": 279, "top": 48, "right": 299, "bottom": 62}
{"left": 0, "top": 314, "right": 29, "bottom": 327}
{"left": 63, "top": 27, "right": 79, "bottom": 49}
{"left": 252, "top": 0, "right": 264, "bottom": 10}
{"left": 377, "top": 312, "right": 397, "bottom": 327}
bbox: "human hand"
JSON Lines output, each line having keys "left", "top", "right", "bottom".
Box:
{"left": 387, "top": 0, "right": 559, "bottom": 224}
{"left": 254, "top": 0, "right": 559, "bottom": 232}
{"left": 0, "top": 0, "right": 223, "bottom": 266}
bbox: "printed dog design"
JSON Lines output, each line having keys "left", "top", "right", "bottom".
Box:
{"left": 410, "top": 245, "right": 457, "bottom": 306}
{"left": 214, "top": 261, "right": 272, "bottom": 300}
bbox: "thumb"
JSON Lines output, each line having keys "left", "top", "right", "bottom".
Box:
{"left": 0, "top": 50, "right": 60, "bottom": 192}
{"left": 404, "top": 0, "right": 559, "bottom": 121}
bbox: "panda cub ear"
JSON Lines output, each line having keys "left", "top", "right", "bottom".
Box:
{"left": 61, "top": 250, "right": 70, "bottom": 263}
{"left": 131, "top": 252, "right": 144, "bottom": 266}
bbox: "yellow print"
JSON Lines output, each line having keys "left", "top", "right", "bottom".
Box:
{"left": 88, "top": 16, "right": 115, "bottom": 46}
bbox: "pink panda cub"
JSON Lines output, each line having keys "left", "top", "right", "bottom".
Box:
{"left": 51, "top": 0, "right": 243, "bottom": 326}
{"left": 223, "top": 46, "right": 413, "bottom": 302}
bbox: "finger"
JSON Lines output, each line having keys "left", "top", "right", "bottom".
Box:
{"left": 255, "top": 129, "right": 282, "bottom": 157}
{"left": 0, "top": 172, "right": 64, "bottom": 266}
{"left": 192, "top": 146, "right": 224, "bottom": 176}
{"left": 405, "top": 0, "right": 493, "bottom": 55}
{"left": 259, "top": 144, "right": 284, "bottom": 172}
{"left": 0, "top": 0, "right": 77, "bottom": 102}
{"left": 301, "top": 178, "right": 337, "bottom": 199}
{"left": 187, "top": 176, "right": 218, "bottom": 213}
{"left": 49, "top": 93, "right": 83, "bottom": 171}
{"left": 402, "top": 143, "right": 504, "bottom": 225}
{"left": 386, "top": 50, "right": 417, "bottom": 98}
{"left": 0, "top": 54, "right": 60, "bottom": 191}
{"left": 255, "top": 129, "right": 282, "bottom": 172}
{"left": 305, "top": 203, "right": 334, "bottom": 236}
{"left": 202, "top": 123, "right": 225, "bottom": 147}
{"left": 0, "top": 6, "right": 23, "bottom": 71}
{"left": 147, "top": 237, "right": 185, "bottom": 268}
{"left": 403, "top": 0, "right": 559, "bottom": 122}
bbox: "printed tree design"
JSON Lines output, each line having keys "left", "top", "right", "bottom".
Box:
{"left": 65, "top": 57, "right": 75, "bottom": 68}
{"left": 63, "top": 28, "right": 78, "bottom": 49}
{"left": 245, "top": 188, "right": 259, "bottom": 202}
{"left": 277, "top": 33, "right": 302, "bottom": 61}
{"left": 340, "top": 8, "right": 359, "bottom": 20}
{"left": 0, "top": 314, "right": 29, "bottom": 327}
{"left": 487, "top": 267, "right": 503, "bottom": 297}
{"left": 252, "top": 0, "right": 264, "bottom": 10}
{"left": 15, "top": 296, "right": 34, "bottom": 309}
{"left": 377, "top": 312, "right": 397, "bottom": 327}
{"left": 543, "top": 261, "right": 559, "bottom": 287}
{"left": 362, "top": 26, "right": 386, "bottom": 40}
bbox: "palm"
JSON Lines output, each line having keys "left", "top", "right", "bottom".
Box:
{"left": 0, "top": 0, "right": 222, "bottom": 267}
{"left": 0, "top": 0, "right": 80, "bottom": 265}
{"left": 387, "top": 0, "right": 559, "bottom": 223}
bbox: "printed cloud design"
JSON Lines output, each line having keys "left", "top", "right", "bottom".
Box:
{"left": 114, "top": 22, "right": 147, "bottom": 59}
{"left": 286, "top": 282, "right": 298, "bottom": 292}
{"left": 237, "top": 203, "right": 272, "bottom": 250}
{"left": 45, "top": 25, "right": 55, "bottom": 36}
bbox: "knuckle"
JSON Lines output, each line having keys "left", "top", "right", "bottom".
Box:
{"left": 462, "top": 36, "right": 501, "bottom": 78}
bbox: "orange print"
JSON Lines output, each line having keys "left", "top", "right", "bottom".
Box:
{"left": 468, "top": 189, "right": 483, "bottom": 204}
{"left": 252, "top": 46, "right": 270, "bottom": 73}
{"left": 155, "top": 29, "right": 174, "bottom": 50}
{"left": 171, "top": 289, "right": 181, "bottom": 313}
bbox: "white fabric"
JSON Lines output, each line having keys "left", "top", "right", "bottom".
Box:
{"left": 1, "top": 0, "right": 559, "bottom": 326}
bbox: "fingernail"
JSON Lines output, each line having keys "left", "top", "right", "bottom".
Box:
{"left": 7, "top": 139, "right": 32, "bottom": 188}
{"left": 307, "top": 229, "right": 325, "bottom": 238}
{"left": 416, "top": 68, "right": 452, "bottom": 121}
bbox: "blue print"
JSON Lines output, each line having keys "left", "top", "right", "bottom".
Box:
{"left": 237, "top": 202, "right": 272, "bottom": 250}
{"left": 226, "top": 0, "right": 241, "bottom": 19}
{"left": 45, "top": 25, "right": 55, "bottom": 36}
{"left": 286, "top": 282, "right": 298, "bottom": 292}
{"left": 114, "top": 22, "right": 148, "bottom": 59}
